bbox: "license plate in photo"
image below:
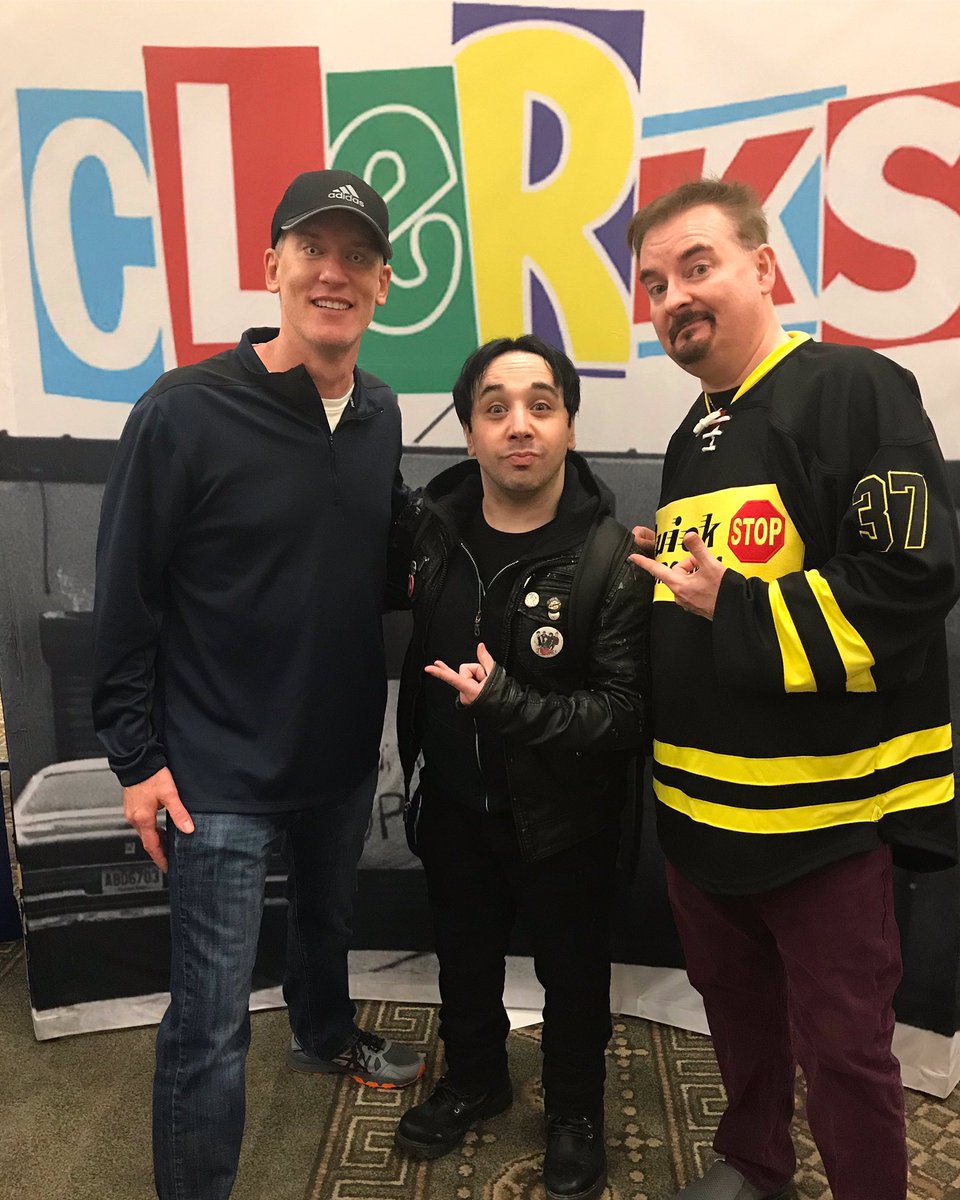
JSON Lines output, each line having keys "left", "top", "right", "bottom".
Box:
{"left": 101, "top": 864, "right": 163, "bottom": 894}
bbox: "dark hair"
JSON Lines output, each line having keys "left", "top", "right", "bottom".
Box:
{"left": 452, "top": 335, "right": 581, "bottom": 429}
{"left": 627, "top": 178, "right": 768, "bottom": 256}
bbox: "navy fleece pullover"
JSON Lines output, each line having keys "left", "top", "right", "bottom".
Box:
{"left": 93, "top": 328, "right": 404, "bottom": 812}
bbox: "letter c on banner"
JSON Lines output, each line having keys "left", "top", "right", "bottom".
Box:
{"left": 29, "top": 117, "right": 160, "bottom": 371}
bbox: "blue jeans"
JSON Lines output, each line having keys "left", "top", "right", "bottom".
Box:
{"left": 152, "top": 772, "right": 375, "bottom": 1200}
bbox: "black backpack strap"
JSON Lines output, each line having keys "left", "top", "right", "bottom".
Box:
{"left": 568, "top": 515, "right": 646, "bottom": 879}
{"left": 567, "top": 515, "right": 635, "bottom": 677}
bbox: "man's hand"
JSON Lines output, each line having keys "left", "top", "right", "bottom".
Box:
{"left": 631, "top": 525, "right": 656, "bottom": 556}
{"left": 630, "top": 530, "right": 726, "bottom": 620}
{"left": 123, "top": 766, "right": 195, "bottom": 872}
{"left": 424, "top": 642, "right": 495, "bottom": 706}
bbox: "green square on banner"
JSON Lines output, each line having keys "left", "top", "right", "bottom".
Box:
{"left": 327, "top": 67, "right": 479, "bottom": 395}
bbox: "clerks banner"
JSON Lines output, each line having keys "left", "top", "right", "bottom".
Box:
{"left": 1, "top": 0, "right": 959, "bottom": 454}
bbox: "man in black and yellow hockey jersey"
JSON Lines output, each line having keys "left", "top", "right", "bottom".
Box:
{"left": 627, "top": 178, "right": 960, "bottom": 1200}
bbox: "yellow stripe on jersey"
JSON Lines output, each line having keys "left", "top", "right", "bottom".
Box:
{"left": 653, "top": 724, "right": 952, "bottom": 787}
{"left": 767, "top": 579, "right": 817, "bottom": 692}
{"left": 805, "top": 570, "right": 876, "bottom": 692}
{"left": 877, "top": 724, "right": 953, "bottom": 768}
{"left": 654, "top": 773, "right": 954, "bottom": 834}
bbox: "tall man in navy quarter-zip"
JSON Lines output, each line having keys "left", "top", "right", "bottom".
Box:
{"left": 93, "top": 170, "right": 423, "bottom": 1200}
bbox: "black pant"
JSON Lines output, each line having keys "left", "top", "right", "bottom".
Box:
{"left": 418, "top": 792, "right": 619, "bottom": 1116}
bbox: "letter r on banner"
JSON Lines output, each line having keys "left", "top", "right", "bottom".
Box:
{"left": 455, "top": 26, "right": 635, "bottom": 369}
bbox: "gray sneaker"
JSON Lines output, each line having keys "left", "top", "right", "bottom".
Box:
{"left": 675, "top": 1160, "right": 794, "bottom": 1200}
{"left": 287, "top": 1030, "right": 425, "bottom": 1089}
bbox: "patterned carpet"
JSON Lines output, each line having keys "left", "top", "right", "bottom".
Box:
{"left": 305, "top": 999, "right": 960, "bottom": 1200}
{"left": 2, "top": 944, "right": 959, "bottom": 1198}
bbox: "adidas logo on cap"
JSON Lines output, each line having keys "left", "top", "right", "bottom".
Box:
{"left": 328, "top": 183, "right": 364, "bottom": 208}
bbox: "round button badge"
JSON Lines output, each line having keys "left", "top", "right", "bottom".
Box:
{"left": 531, "top": 626, "right": 564, "bottom": 657}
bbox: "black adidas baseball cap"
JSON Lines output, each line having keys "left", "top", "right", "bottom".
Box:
{"left": 270, "top": 168, "right": 392, "bottom": 259}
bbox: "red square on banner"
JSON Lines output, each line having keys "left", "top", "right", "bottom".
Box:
{"left": 631, "top": 129, "right": 811, "bottom": 325}
{"left": 143, "top": 47, "right": 325, "bottom": 365}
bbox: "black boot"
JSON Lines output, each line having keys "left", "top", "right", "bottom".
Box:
{"left": 543, "top": 1112, "right": 607, "bottom": 1200}
{"left": 394, "top": 1075, "right": 513, "bottom": 1159}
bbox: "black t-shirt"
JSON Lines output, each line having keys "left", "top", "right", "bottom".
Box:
{"left": 420, "top": 511, "right": 552, "bottom": 813}
{"left": 466, "top": 509, "right": 553, "bottom": 596}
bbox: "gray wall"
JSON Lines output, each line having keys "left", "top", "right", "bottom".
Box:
{"left": 0, "top": 451, "right": 664, "bottom": 798}
{"left": 1, "top": 445, "right": 959, "bottom": 1033}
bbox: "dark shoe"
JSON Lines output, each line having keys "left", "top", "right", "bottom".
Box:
{"left": 287, "top": 1030, "right": 424, "bottom": 1089}
{"left": 544, "top": 1113, "right": 607, "bottom": 1200}
{"left": 394, "top": 1075, "right": 513, "bottom": 1159}
{"left": 674, "top": 1160, "right": 794, "bottom": 1200}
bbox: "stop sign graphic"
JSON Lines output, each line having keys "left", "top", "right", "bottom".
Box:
{"left": 729, "top": 499, "right": 786, "bottom": 564}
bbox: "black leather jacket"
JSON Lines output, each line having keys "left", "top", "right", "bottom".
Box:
{"left": 395, "top": 453, "right": 650, "bottom": 862}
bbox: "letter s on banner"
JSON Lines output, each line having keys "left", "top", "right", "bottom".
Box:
{"left": 822, "top": 86, "right": 960, "bottom": 346}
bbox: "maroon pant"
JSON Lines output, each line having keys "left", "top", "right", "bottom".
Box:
{"left": 666, "top": 846, "right": 906, "bottom": 1200}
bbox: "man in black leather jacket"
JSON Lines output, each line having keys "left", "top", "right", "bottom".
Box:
{"left": 392, "top": 335, "right": 649, "bottom": 1200}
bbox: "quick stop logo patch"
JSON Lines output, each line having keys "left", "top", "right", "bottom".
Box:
{"left": 728, "top": 499, "right": 787, "bottom": 564}
{"left": 652, "top": 484, "right": 804, "bottom": 602}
